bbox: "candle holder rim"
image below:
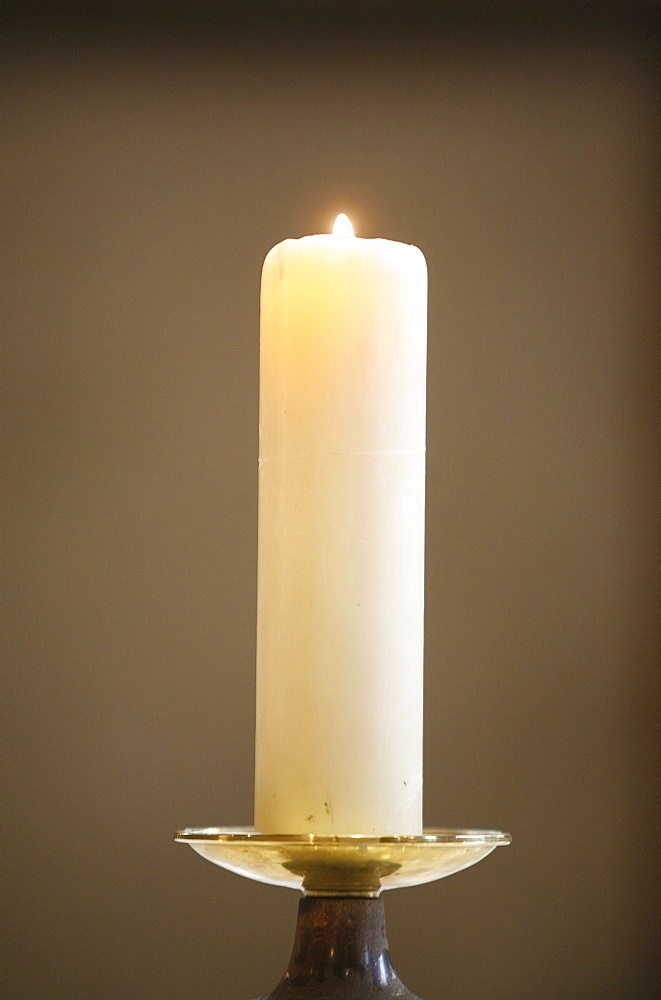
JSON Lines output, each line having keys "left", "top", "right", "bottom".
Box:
{"left": 174, "top": 826, "right": 511, "bottom": 845}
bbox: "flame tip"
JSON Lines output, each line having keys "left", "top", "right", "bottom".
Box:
{"left": 333, "top": 213, "right": 354, "bottom": 238}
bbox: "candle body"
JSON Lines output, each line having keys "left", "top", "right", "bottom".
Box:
{"left": 255, "top": 234, "right": 427, "bottom": 835}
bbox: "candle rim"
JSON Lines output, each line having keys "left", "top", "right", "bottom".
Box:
{"left": 262, "top": 234, "right": 427, "bottom": 272}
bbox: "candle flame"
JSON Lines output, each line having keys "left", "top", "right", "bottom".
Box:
{"left": 333, "top": 213, "right": 354, "bottom": 238}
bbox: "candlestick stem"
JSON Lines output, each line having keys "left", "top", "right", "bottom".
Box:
{"left": 253, "top": 896, "right": 422, "bottom": 999}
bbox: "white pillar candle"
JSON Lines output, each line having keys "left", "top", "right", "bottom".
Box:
{"left": 254, "top": 215, "right": 427, "bottom": 835}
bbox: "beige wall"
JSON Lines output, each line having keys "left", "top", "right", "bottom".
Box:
{"left": 3, "top": 5, "right": 658, "bottom": 998}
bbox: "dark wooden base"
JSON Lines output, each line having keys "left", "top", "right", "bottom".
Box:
{"left": 253, "top": 896, "right": 423, "bottom": 999}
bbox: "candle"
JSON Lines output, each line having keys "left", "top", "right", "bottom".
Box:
{"left": 254, "top": 215, "right": 427, "bottom": 835}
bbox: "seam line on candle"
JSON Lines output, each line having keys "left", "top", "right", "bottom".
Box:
{"left": 259, "top": 449, "right": 425, "bottom": 462}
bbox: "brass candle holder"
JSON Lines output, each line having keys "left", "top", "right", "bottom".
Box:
{"left": 175, "top": 826, "right": 511, "bottom": 998}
